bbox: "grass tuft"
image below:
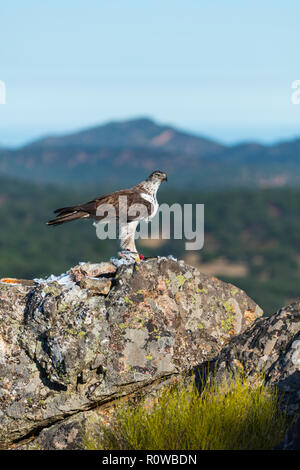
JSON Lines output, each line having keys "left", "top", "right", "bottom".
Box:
{"left": 83, "top": 373, "right": 290, "bottom": 450}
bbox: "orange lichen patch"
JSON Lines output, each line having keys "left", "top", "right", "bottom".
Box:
{"left": 1, "top": 278, "right": 23, "bottom": 284}
{"left": 244, "top": 309, "right": 256, "bottom": 324}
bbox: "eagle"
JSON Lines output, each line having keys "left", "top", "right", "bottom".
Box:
{"left": 46, "top": 170, "right": 167, "bottom": 261}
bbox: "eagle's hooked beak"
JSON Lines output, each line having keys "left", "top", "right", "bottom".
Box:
{"left": 163, "top": 174, "right": 168, "bottom": 182}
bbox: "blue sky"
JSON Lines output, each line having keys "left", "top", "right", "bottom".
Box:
{"left": 0, "top": 0, "right": 299, "bottom": 147}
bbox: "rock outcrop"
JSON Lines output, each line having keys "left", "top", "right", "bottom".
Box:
{"left": 0, "top": 256, "right": 262, "bottom": 449}
{"left": 199, "top": 301, "right": 300, "bottom": 416}
{"left": 199, "top": 301, "right": 300, "bottom": 450}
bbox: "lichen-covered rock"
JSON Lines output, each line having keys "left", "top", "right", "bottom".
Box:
{"left": 79, "top": 277, "right": 112, "bottom": 294}
{"left": 195, "top": 301, "right": 300, "bottom": 450}
{"left": 198, "top": 301, "right": 300, "bottom": 418}
{"left": 0, "top": 257, "right": 262, "bottom": 448}
{"left": 69, "top": 262, "right": 116, "bottom": 282}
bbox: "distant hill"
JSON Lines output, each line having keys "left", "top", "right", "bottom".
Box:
{"left": 1, "top": 117, "right": 300, "bottom": 189}
{"left": 27, "top": 117, "right": 224, "bottom": 157}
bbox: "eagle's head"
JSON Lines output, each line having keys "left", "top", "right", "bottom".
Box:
{"left": 147, "top": 170, "right": 168, "bottom": 183}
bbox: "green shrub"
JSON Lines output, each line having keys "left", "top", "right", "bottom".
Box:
{"left": 83, "top": 373, "right": 289, "bottom": 450}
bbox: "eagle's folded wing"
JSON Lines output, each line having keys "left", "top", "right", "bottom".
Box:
{"left": 47, "top": 189, "right": 153, "bottom": 226}
{"left": 91, "top": 190, "right": 153, "bottom": 222}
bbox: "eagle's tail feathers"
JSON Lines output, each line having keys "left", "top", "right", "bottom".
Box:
{"left": 54, "top": 205, "right": 77, "bottom": 215}
{"left": 46, "top": 211, "right": 89, "bottom": 226}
